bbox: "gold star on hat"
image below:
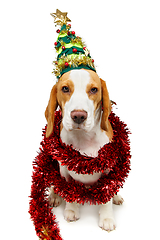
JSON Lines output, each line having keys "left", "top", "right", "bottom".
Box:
{"left": 50, "top": 9, "right": 71, "bottom": 26}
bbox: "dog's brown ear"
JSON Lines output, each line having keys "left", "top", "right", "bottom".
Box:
{"left": 100, "top": 78, "right": 113, "bottom": 141}
{"left": 45, "top": 84, "right": 58, "bottom": 138}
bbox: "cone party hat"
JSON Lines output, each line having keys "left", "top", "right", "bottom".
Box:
{"left": 51, "top": 9, "right": 96, "bottom": 79}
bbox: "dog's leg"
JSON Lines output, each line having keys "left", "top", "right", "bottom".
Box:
{"left": 64, "top": 202, "right": 80, "bottom": 222}
{"left": 113, "top": 193, "right": 124, "bottom": 205}
{"left": 59, "top": 163, "right": 71, "bottom": 181}
{"left": 48, "top": 187, "right": 62, "bottom": 207}
{"left": 99, "top": 199, "right": 116, "bottom": 231}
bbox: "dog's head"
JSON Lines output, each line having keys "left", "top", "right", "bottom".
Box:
{"left": 45, "top": 69, "right": 113, "bottom": 140}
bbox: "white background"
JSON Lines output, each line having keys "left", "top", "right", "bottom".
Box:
{"left": 0, "top": 0, "right": 160, "bottom": 239}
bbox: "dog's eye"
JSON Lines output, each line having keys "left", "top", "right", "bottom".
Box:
{"left": 90, "top": 87, "right": 98, "bottom": 94}
{"left": 62, "top": 86, "right": 69, "bottom": 93}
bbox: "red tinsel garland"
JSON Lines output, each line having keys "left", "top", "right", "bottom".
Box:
{"left": 29, "top": 110, "right": 131, "bottom": 240}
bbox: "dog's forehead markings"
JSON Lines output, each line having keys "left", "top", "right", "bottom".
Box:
{"left": 69, "top": 70, "right": 90, "bottom": 90}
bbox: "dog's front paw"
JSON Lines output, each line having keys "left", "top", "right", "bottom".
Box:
{"left": 48, "top": 188, "right": 62, "bottom": 207}
{"left": 64, "top": 209, "right": 80, "bottom": 222}
{"left": 64, "top": 202, "right": 80, "bottom": 222}
{"left": 113, "top": 194, "right": 124, "bottom": 205}
{"left": 99, "top": 217, "right": 116, "bottom": 232}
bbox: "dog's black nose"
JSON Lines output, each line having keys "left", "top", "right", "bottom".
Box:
{"left": 71, "top": 110, "right": 87, "bottom": 124}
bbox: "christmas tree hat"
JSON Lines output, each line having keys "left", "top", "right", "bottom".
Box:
{"left": 51, "top": 9, "right": 96, "bottom": 79}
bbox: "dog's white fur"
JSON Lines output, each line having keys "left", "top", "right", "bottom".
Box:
{"left": 48, "top": 69, "right": 124, "bottom": 231}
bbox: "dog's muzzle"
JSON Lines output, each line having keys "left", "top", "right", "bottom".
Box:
{"left": 71, "top": 110, "right": 87, "bottom": 124}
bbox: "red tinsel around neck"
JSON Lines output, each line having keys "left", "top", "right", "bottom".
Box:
{"left": 29, "top": 110, "right": 131, "bottom": 240}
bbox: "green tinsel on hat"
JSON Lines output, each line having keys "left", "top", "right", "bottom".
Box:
{"left": 51, "top": 9, "right": 96, "bottom": 79}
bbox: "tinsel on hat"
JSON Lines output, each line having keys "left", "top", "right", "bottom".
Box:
{"left": 51, "top": 9, "right": 96, "bottom": 78}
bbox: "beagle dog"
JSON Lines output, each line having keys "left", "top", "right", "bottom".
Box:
{"left": 46, "top": 69, "right": 124, "bottom": 231}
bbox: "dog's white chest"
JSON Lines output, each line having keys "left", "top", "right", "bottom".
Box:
{"left": 59, "top": 127, "right": 109, "bottom": 184}
{"left": 68, "top": 170, "right": 102, "bottom": 185}
{"left": 61, "top": 121, "right": 109, "bottom": 155}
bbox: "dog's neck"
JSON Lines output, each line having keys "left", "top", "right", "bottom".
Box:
{"left": 60, "top": 107, "right": 109, "bottom": 157}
